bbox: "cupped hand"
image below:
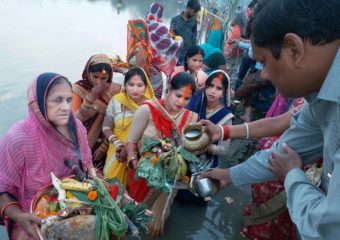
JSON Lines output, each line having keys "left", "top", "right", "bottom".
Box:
{"left": 199, "top": 119, "right": 222, "bottom": 142}
{"left": 268, "top": 143, "right": 303, "bottom": 179}
{"left": 90, "top": 82, "right": 109, "bottom": 100}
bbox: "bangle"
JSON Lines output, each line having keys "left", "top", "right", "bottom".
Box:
{"left": 218, "top": 125, "right": 224, "bottom": 141}
{"left": 109, "top": 135, "right": 121, "bottom": 146}
{"left": 244, "top": 122, "right": 250, "bottom": 139}
{"left": 1, "top": 201, "right": 20, "bottom": 218}
{"left": 222, "top": 125, "right": 230, "bottom": 140}
{"left": 127, "top": 152, "right": 138, "bottom": 166}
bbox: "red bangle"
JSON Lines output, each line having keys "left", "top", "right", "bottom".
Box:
{"left": 222, "top": 125, "right": 230, "bottom": 140}
{"left": 1, "top": 201, "right": 20, "bottom": 218}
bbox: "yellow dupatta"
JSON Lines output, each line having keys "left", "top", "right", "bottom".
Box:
{"left": 103, "top": 68, "right": 154, "bottom": 185}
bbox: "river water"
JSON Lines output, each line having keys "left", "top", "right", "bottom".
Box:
{"left": 0, "top": 0, "right": 252, "bottom": 239}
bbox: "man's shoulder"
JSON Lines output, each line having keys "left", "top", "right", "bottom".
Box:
{"left": 171, "top": 14, "right": 182, "bottom": 22}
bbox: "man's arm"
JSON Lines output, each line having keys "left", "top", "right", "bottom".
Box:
{"left": 284, "top": 161, "right": 340, "bottom": 238}
{"left": 230, "top": 103, "right": 324, "bottom": 186}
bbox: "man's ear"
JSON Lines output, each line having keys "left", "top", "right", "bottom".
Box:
{"left": 283, "top": 33, "right": 305, "bottom": 66}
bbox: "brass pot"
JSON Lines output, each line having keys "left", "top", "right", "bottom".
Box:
{"left": 181, "top": 123, "right": 210, "bottom": 153}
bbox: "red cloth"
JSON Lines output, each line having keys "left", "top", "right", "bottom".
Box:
{"left": 128, "top": 171, "right": 150, "bottom": 202}
{"left": 128, "top": 99, "right": 191, "bottom": 202}
{"left": 144, "top": 99, "right": 173, "bottom": 137}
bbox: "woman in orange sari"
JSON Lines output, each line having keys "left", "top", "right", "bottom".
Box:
{"left": 126, "top": 72, "right": 198, "bottom": 236}
{"left": 72, "top": 54, "right": 121, "bottom": 169}
{"left": 126, "top": 19, "right": 153, "bottom": 78}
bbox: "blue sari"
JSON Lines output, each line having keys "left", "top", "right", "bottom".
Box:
{"left": 176, "top": 88, "right": 232, "bottom": 205}
{"left": 187, "top": 88, "right": 232, "bottom": 124}
{"left": 187, "top": 88, "right": 232, "bottom": 167}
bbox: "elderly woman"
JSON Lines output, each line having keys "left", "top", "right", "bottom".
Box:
{"left": 0, "top": 73, "right": 92, "bottom": 240}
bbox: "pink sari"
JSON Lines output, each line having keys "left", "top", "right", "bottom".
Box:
{"left": 0, "top": 73, "right": 92, "bottom": 239}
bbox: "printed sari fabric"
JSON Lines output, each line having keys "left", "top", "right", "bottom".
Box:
{"left": 73, "top": 54, "right": 121, "bottom": 168}
{"left": 241, "top": 98, "right": 305, "bottom": 240}
{"left": 128, "top": 98, "right": 198, "bottom": 235}
{"left": 0, "top": 73, "right": 92, "bottom": 240}
{"left": 127, "top": 19, "right": 153, "bottom": 77}
{"left": 129, "top": 98, "right": 198, "bottom": 201}
{"left": 103, "top": 69, "right": 154, "bottom": 186}
{"left": 145, "top": 3, "right": 183, "bottom": 76}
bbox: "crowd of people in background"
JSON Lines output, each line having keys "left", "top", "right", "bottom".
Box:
{"left": 0, "top": 0, "right": 339, "bottom": 239}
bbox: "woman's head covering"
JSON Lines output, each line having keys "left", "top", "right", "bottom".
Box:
{"left": 0, "top": 73, "right": 92, "bottom": 213}
{"left": 81, "top": 54, "right": 113, "bottom": 86}
{"left": 187, "top": 70, "right": 231, "bottom": 121}
{"left": 28, "top": 73, "right": 83, "bottom": 144}
{"left": 145, "top": 3, "right": 183, "bottom": 76}
{"left": 127, "top": 19, "right": 153, "bottom": 76}
{"left": 114, "top": 67, "right": 154, "bottom": 112}
{"left": 209, "top": 70, "right": 231, "bottom": 107}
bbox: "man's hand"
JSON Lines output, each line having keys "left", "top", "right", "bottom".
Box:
{"left": 268, "top": 143, "right": 303, "bottom": 179}
{"left": 199, "top": 119, "right": 222, "bottom": 142}
{"left": 198, "top": 168, "right": 231, "bottom": 190}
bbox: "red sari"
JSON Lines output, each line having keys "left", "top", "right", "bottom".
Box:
{"left": 128, "top": 99, "right": 196, "bottom": 202}
{"left": 127, "top": 98, "right": 197, "bottom": 235}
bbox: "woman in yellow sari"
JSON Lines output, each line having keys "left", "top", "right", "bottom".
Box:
{"left": 102, "top": 67, "right": 154, "bottom": 186}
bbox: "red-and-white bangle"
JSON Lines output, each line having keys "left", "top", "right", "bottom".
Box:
{"left": 1, "top": 201, "right": 20, "bottom": 218}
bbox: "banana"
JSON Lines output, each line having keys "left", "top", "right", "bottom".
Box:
{"left": 60, "top": 178, "right": 93, "bottom": 192}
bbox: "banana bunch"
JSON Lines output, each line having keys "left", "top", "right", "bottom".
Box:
{"left": 60, "top": 178, "right": 94, "bottom": 192}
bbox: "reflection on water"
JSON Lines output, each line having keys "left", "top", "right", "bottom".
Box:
{"left": 0, "top": 1, "right": 250, "bottom": 239}
{"left": 0, "top": 0, "right": 182, "bottom": 135}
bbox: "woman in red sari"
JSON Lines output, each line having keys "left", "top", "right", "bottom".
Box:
{"left": 125, "top": 72, "right": 198, "bottom": 237}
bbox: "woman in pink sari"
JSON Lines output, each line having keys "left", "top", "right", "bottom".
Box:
{"left": 0, "top": 73, "right": 92, "bottom": 240}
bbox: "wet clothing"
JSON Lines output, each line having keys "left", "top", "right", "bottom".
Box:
{"left": 230, "top": 48, "right": 340, "bottom": 239}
